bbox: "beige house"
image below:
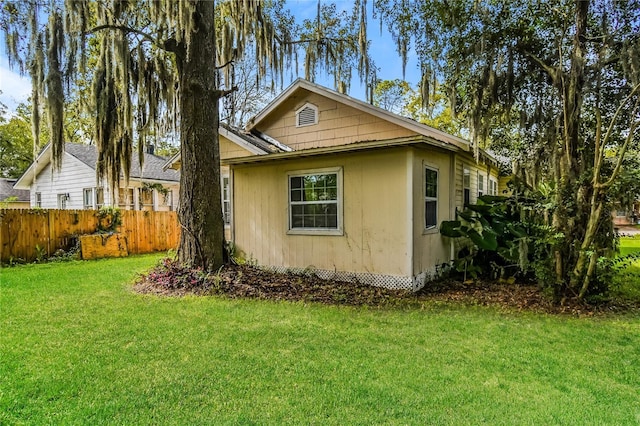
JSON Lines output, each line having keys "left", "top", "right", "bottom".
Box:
{"left": 168, "top": 79, "right": 504, "bottom": 290}
{"left": 225, "top": 80, "right": 502, "bottom": 290}
{"left": 164, "top": 123, "right": 287, "bottom": 239}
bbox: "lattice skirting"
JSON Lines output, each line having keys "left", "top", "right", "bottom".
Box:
{"left": 260, "top": 265, "right": 438, "bottom": 292}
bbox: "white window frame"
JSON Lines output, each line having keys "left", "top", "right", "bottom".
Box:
{"left": 118, "top": 187, "right": 135, "bottom": 210}
{"left": 162, "top": 189, "right": 173, "bottom": 209}
{"left": 478, "top": 172, "right": 484, "bottom": 198}
{"left": 425, "top": 166, "right": 438, "bottom": 230}
{"left": 95, "top": 188, "right": 105, "bottom": 209}
{"left": 222, "top": 176, "right": 231, "bottom": 225}
{"left": 490, "top": 178, "right": 498, "bottom": 195}
{"left": 57, "top": 193, "right": 68, "bottom": 209}
{"left": 463, "top": 167, "right": 471, "bottom": 206}
{"left": 295, "top": 103, "right": 319, "bottom": 127}
{"left": 287, "top": 167, "right": 343, "bottom": 236}
{"left": 138, "top": 187, "right": 154, "bottom": 210}
{"left": 35, "top": 192, "right": 42, "bottom": 208}
{"left": 83, "top": 188, "right": 94, "bottom": 209}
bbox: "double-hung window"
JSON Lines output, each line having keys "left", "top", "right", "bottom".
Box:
{"left": 222, "top": 177, "right": 231, "bottom": 225}
{"left": 463, "top": 168, "right": 470, "bottom": 206}
{"left": 139, "top": 188, "right": 154, "bottom": 210}
{"left": 35, "top": 192, "right": 42, "bottom": 207}
{"left": 489, "top": 178, "right": 498, "bottom": 195}
{"left": 162, "top": 190, "right": 173, "bottom": 209}
{"left": 289, "top": 168, "right": 341, "bottom": 234}
{"left": 57, "top": 193, "right": 68, "bottom": 209}
{"left": 96, "top": 188, "right": 105, "bottom": 208}
{"left": 118, "top": 188, "right": 134, "bottom": 210}
{"left": 478, "top": 172, "right": 484, "bottom": 198}
{"left": 83, "top": 188, "right": 94, "bottom": 209}
{"left": 425, "top": 167, "right": 438, "bottom": 229}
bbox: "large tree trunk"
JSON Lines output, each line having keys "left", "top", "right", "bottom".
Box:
{"left": 553, "top": 0, "right": 590, "bottom": 300}
{"left": 175, "top": 1, "right": 225, "bottom": 271}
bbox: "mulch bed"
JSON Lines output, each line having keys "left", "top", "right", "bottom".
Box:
{"left": 133, "top": 261, "right": 640, "bottom": 316}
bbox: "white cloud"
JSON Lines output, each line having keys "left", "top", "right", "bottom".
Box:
{"left": 0, "top": 60, "right": 32, "bottom": 111}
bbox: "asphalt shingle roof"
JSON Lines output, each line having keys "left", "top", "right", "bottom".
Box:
{"left": 0, "top": 178, "right": 30, "bottom": 201}
{"left": 65, "top": 143, "right": 180, "bottom": 182}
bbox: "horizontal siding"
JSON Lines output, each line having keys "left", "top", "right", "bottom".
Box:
{"left": 30, "top": 152, "right": 180, "bottom": 211}
{"left": 31, "top": 153, "right": 101, "bottom": 209}
{"left": 220, "top": 136, "right": 255, "bottom": 159}
{"left": 412, "top": 148, "right": 453, "bottom": 276}
{"left": 498, "top": 175, "right": 512, "bottom": 196}
{"left": 454, "top": 155, "right": 500, "bottom": 210}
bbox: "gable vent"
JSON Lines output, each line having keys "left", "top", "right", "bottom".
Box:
{"left": 296, "top": 104, "right": 318, "bottom": 127}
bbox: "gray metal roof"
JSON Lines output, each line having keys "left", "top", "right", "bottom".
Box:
{"left": 221, "top": 123, "right": 289, "bottom": 153}
{"left": 65, "top": 143, "right": 180, "bottom": 182}
{"left": 0, "top": 178, "right": 30, "bottom": 201}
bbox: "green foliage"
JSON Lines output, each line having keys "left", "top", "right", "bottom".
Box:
{"left": 376, "top": 0, "right": 640, "bottom": 299}
{"left": 0, "top": 196, "right": 18, "bottom": 208}
{"left": 33, "top": 244, "right": 46, "bottom": 263}
{"left": 440, "top": 182, "right": 555, "bottom": 283}
{"left": 373, "top": 79, "right": 413, "bottom": 114}
{"left": 0, "top": 102, "right": 34, "bottom": 178}
{"left": 48, "top": 236, "right": 81, "bottom": 263}
{"left": 372, "top": 79, "right": 466, "bottom": 137}
{"left": 141, "top": 182, "right": 168, "bottom": 196}
{"left": 96, "top": 206, "right": 122, "bottom": 233}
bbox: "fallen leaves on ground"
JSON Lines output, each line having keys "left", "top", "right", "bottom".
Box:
{"left": 133, "top": 261, "right": 640, "bottom": 316}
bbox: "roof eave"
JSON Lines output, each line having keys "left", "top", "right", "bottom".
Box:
{"left": 220, "top": 126, "right": 269, "bottom": 155}
{"left": 162, "top": 151, "right": 181, "bottom": 171}
{"left": 13, "top": 145, "right": 52, "bottom": 190}
{"left": 224, "top": 135, "right": 458, "bottom": 166}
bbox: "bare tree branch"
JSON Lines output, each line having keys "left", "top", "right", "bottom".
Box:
{"left": 85, "top": 24, "right": 161, "bottom": 48}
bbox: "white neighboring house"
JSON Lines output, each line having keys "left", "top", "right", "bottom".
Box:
{"left": 15, "top": 143, "right": 180, "bottom": 211}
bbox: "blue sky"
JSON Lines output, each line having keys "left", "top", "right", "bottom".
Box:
{"left": 0, "top": 0, "right": 420, "bottom": 112}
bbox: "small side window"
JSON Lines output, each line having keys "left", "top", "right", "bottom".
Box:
{"left": 425, "top": 167, "right": 438, "bottom": 229}
{"left": 222, "top": 177, "right": 231, "bottom": 225}
{"left": 463, "top": 168, "right": 470, "bottom": 206}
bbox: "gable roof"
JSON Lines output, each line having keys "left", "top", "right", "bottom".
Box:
{"left": 162, "top": 123, "right": 291, "bottom": 170}
{"left": 0, "top": 178, "right": 30, "bottom": 201}
{"left": 246, "top": 78, "right": 471, "bottom": 152}
{"left": 15, "top": 143, "right": 180, "bottom": 190}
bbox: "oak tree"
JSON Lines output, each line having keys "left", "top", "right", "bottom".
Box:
{"left": 1, "top": 0, "right": 373, "bottom": 271}
{"left": 377, "top": 0, "right": 640, "bottom": 299}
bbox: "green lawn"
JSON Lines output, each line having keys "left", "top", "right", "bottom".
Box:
{"left": 618, "top": 235, "right": 640, "bottom": 256}
{"left": 614, "top": 237, "right": 640, "bottom": 300}
{"left": 2, "top": 255, "right": 640, "bottom": 425}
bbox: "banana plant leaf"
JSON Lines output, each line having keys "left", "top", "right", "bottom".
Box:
{"left": 467, "top": 228, "right": 498, "bottom": 251}
{"left": 466, "top": 204, "right": 493, "bottom": 214}
{"left": 440, "top": 220, "right": 464, "bottom": 238}
{"left": 457, "top": 210, "right": 477, "bottom": 222}
{"left": 478, "top": 195, "right": 509, "bottom": 204}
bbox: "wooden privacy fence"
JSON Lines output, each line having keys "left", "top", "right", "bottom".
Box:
{"left": 0, "top": 209, "right": 180, "bottom": 263}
